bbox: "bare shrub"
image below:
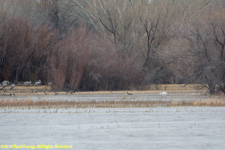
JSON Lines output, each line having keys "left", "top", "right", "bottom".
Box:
{"left": 0, "top": 12, "right": 60, "bottom": 84}
{"left": 50, "top": 27, "right": 143, "bottom": 91}
{"left": 0, "top": 13, "right": 34, "bottom": 81}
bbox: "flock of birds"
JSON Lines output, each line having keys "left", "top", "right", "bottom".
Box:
{"left": 1, "top": 80, "right": 168, "bottom": 96}
{"left": 0, "top": 80, "right": 42, "bottom": 89}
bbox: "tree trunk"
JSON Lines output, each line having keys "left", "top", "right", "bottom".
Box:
{"left": 208, "top": 82, "right": 216, "bottom": 95}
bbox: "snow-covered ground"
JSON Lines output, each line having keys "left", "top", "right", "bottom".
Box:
{"left": 0, "top": 107, "right": 225, "bottom": 150}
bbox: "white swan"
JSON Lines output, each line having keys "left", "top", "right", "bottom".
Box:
{"left": 159, "top": 91, "right": 168, "bottom": 95}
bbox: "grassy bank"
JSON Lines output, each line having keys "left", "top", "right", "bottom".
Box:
{"left": 0, "top": 98, "right": 225, "bottom": 109}
{"left": 0, "top": 84, "right": 209, "bottom": 96}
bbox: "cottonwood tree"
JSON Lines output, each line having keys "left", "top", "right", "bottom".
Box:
{"left": 154, "top": 0, "right": 215, "bottom": 85}
{"left": 66, "top": 0, "right": 144, "bottom": 57}
{"left": 184, "top": 6, "right": 225, "bottom": 94}
{"left": 136, "top": 0, "right": 181, "bottom": 84}
{"left": 139, "top": 1, "right": 175, "bottom": 67}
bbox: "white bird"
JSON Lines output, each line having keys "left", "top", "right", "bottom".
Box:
{"left": 2, "top": 80, "right": 9, "bottom": 85}
{"left": 34, "top": 80, "right": 41, "bottom": 86}
{"left": 10, "top": 84, "right": 16, "bottom": 90}
{"left": 24, "top": 81, "right": 32, "bottom": 86}
{"left": 159, "top": 91, "right": 168, "bottom": 95}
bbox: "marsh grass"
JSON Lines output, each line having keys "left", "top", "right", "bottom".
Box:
{"left": 0, "top": 84, "right": 208, "bottom": 96}
{"left": 0, "top": 90, "right": 208, "bottom": 96}
{"left": 0, "top": 98, "right": 225, "bottom": 109}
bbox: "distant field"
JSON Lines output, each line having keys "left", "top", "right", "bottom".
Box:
{"left": 1, "top": 84, "right": 223, "bottom": 108}
{"left": 0, "top": 84, "right": 208, "bottom": 96}
{"left": 142, "top": 84, "right": 208, "bottom": 91}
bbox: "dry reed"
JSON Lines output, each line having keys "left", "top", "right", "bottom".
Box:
{"left": 0, "top": 98, "right": 225, "bottom": 109}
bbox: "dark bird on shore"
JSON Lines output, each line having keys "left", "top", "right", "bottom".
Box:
{"left": 67, "top": 90, "right": 75, "bottom": 94}
{"left": 2, "top": 83, "right": 7, "bottom": 89}
{"left": 127, "top": 91, "right": 133, "bottom": 95}
{"left": 10, "top": 93, "right": 15, "bottom": 96}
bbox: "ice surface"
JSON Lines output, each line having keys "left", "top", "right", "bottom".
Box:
{"left": 0, "top": 93, "right": 209, "bottom": 102}
{"left": 0, "top": 107, "right": 225, "bottom": 150}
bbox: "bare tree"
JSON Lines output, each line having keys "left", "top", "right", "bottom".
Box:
{"left": 183, "top": 5, "right": 225, "bottom": 94}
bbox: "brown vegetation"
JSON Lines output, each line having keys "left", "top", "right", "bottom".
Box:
{"left": 0, "top": 98, "right": 225, "bottom": 109}
{"left": 0, "top": 84, "right": 209, "bottom": 96}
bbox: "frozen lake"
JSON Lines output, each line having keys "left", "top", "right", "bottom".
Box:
{"left": 1, "top": 107, "right": 225, "bottom": 150}
{"left": 0, "top": 92, "right": 210, "bottom": 102}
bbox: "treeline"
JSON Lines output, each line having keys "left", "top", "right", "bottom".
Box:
{"left": 0, "top": 0, "right": 225, "bottom": 94}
